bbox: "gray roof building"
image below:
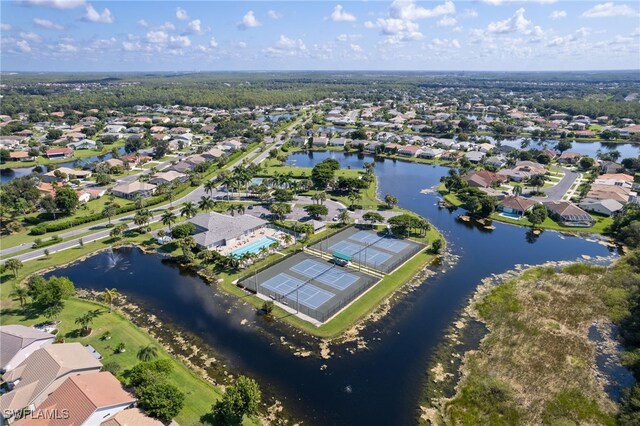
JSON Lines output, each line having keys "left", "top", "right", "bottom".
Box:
{"left": 189, "top": 212, "right": 268, "bottom": 249}
{"left": 0, "top": 325, "right": 55, "bottom": 373}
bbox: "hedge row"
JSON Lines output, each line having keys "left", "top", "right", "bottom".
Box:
{"left": 32, "top": 236, "right": 62, "bottom": 249}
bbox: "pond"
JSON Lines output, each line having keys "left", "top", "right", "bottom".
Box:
{"left": 47, "top": 151, "right": 618, "bottom": 426}
{"left": 0, "top": 147, "right": 126, "bottom": 184}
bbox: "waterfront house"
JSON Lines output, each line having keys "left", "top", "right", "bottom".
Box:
{"left": 557, "top": 152, "right": 582, "bottom": 164}
{"left": 465, "top": 170, "right": 507, "bottom": 188}
{"left": 45, "top": 147, "right": 74, "bottom": 159}
{"left": 464, "top": 151, "right": 486, "bottom": 164}
{"left": 312, "top": 136, "right": 329, "bottom": 147}
{"left": 579, "top": 199, "right": 624, "bottom": 216}
{"left": 0, "top": 325, "right": 54, "bottom": 374}
{"left": 0, "top": 343, "right": 102, "bottom": 424}
{"left": 498, "top": 196, "right": 536, "bottom": 217}
{"left": 594, "top": 173, "right": 634, "bottom": 188}
{"left": 586, "top": 184, "right": 632, "bottom": 204}
{"left": 8, "top": 151, "right": 36, "bottom": 162}
{"left": 543, "top": 201, "right": 595, "bottom": 227}
{"left": 397, "top": 145, "right": 423, "bottom": 157}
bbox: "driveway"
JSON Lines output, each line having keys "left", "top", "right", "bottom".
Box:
{"left": 530, "top": 167, "right": 578, "bottom": 202}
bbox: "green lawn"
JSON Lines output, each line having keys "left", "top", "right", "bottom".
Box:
{"left": 490, "top": 212, "right": 613, "bottom": 234}
{"left": 0, "top": 142, "right": 126, "bottom": 170}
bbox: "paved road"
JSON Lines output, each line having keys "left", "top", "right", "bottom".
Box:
{"left": 531, "top": 167, "right": 578, "bottom": 202}
{"left": 1, "top": 118, "right": 305, "bottom": 263}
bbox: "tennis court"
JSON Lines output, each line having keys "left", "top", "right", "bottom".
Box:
{"left": 261, "top": 273, "right": 335, "bottom": 310}
{"left": 311, "top": 226, "right": 425, "bottom": 273}
{"left": 291, "top": 258, "right": 359, "bottom": 291}
{"left": 238, "top": 251, "right": 380, "bottom": 323}
{"left": 329, "top": 240, "right": 392, "bottom": 267}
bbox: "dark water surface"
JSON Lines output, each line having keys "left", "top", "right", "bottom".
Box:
{"left": 47, "top": 151, "right": 617, "bottom": 426}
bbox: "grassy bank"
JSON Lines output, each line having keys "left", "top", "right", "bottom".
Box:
{"left": 425, "top": 260, "right": 640, "bottom": 425}
{"left": 0, "top": 141, "right": 126, "bottom": 170}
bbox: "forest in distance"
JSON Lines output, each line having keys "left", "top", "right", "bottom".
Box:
{"left": 2, "top": 70, "right": 640, "bottom": 120}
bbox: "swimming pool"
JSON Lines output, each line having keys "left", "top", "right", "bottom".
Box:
{"left": 500, "top": 212, "right": 523, "bottom": 220}
{"left": 230, "top": 236, "right": 278, "bottom": 258}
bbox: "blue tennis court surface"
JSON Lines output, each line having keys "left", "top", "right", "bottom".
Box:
{"left": 290, "top": 259, "right": 358, "bottom": 290}
{"left": 329, "top": 240, "right": 391, "bottom": 266}
{"left": 260, "top": 273, "right": 335, "bottom": 309}
{"left": 349, "top": 231, "right": 410, "bottom": 253}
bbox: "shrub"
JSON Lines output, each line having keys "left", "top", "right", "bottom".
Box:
{"left": 262, "top": 301, "right": 274, "bottom": 314}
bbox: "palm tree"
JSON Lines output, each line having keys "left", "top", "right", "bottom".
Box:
{"left": 198, "top": 195, "right": 216, "bottom": 212}
{"left": 282, "top": 233, "right": 293, "bottom": 246}
{"left": 75, "top": 310, "right": 99, "bottom": 335}
{"left": 226, "top": 204, "right": 238, "bottom": 216}
{"left": 225, "top": 255, "right": 240, "bottom": 270}
{"left": 137, "top": 344, "right": 159, "bottom": 362}
{"left": 161, "top": 210, "right": 177, "bottom": 231}
{"left": 10, "top": 286, "right": 28, "bottom": 306}
{"left": 180, "top": 201, "right": 198, "bottom": 219}
{"left": 513, "top": 184, "right": 523, "bottom": 196}
{"left": 348, "top": 192, "right": 361, "bottom": 208}
{"left": 338, "top": 209, "right": 352, "bottom": 225}
{"left": 102, "top": 202, "right": 118, "bottom": 225}
{"left": 204, "top": 179, "right": 217, "bottom": 196}
{"left": 236, "top": 204, "right": 246, "bottom": 215}
{"left": 177, "top": 236, "right": 196, "bottom": 258}
{"left": 258, "top": 246, "right": 269, "bottom": 259}
{"left": 110, "top": 223, "right": 127, "bottom": 240}
{"left": 133, "top": 209, "right": 152, "bottom": 230}
{"left": 134, "top": 194, "right": 146, "bottom": 210}
{"left": 102, "top": 288, "right": 119, "bottom": 313}
{"left": 5, "top": 259, "right": 23, "bottom": 278}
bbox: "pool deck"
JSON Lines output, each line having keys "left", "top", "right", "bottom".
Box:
{"left": 216, "top": 227, "right": 288, "bottom": 256}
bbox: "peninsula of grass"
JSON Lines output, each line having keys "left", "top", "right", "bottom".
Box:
{"left": 425, "top": 259, "right": 640, "bottom": 425}
{"left": 0, "top": 141, "right": 126, "bottom": 170}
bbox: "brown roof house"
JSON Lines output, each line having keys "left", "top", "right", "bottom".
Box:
{"left": 0, "top": 326, "right": 54, "bottom": 374}
{"left": 465, "top": 170, "right": 507, "bottom": 188}
{"left": 543, "top": 201, "right": 595, "bottom": 227}
{"left": 100, "top": 408, "right": 165, "bottom": 426}
{"left": 16, "top": 372, "right": 135, "bottom": 426}
{"left": 498, "top": 196, "right": 537, "bottom": 218}
{"left": 0, "top": 343, "right": 102, "bottom": 424}
{"left": 111, "top": 181, "right": 157, "bottom": 200}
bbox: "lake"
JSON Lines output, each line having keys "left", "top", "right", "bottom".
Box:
{"left": 46, "top": 151, "right": 617, "bottom": 425}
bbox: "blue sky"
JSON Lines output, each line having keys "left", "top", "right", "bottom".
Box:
{"left": 1, "top": 0, "right": 639, "bottom": 71}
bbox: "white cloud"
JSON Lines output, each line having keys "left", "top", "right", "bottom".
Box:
{"left": 426, "top": 37, "right": 461, "bottom": 49}
{"left": 364, "top": 21, "right": 375, "bottom": 29}
{"left": 486, "top": 8, "right": 543, "bottom": 37}
{"left": 264, "top": 34, "right": 307, "bottom": 57}
{"left": 187, "top": 19, "right": 204, "bottom": 34}
{"left": 267, "top": 10, "right": 283, "bottom": 19}
{"left": 461, "top": 9, "right": 478, "bottom": 18}
{"left": 549, "top": 10, "right": 567, "bottom": 20}
{"left": 1, "top": 23, "right": 12, "bottom": 31}
{"left": 390, "top": 0, "right": 455, "bottom": 21}
{"left": 58, "top": 42, "right": 78, "bottom": 52}
{"left": 337, "top": 34, "right": 348, "bottom": 42}
{"left": 147, "top": 30, "right": 168, "bottom": 44}
{"left": 170, "top": 35, "right": 191, "bottom": 48}
{"left": 16, "top": 40, "right": 32, "bottom": 52}
{"left": 33, "top": 18, "right": 64, "bottom": 29}
{"left": 176, "top": 7, "right": 189, "bottom": 20}
{"left": 545, "top": 27, "right": 591, "bottom": 47}
{"left": 582, "top": 2, "right": 639, "bottom": 18}
{"left": 82, "top": 4, "right": 113, "bottom": 24}
{"left": 19, "top": 32, "right": 42, "bottom": 43}
{"left": 122, "top": 41, "right": 141, "bottom": 51}
{"left": 482, "top": 0, "right": 557, "bottom": 4}
{"left": 350, "top": 43, "right": 363, "bottom": 52}
{"left": 158, "top": 22, "right": 175, "bottom": 31}
{"left": 336, "top": 33, "right": 361, "bottom": 42}
{"left": 209, "top": 37, "right": 218, "bottom": 48}
{"left": 238, "top": 10, "right": 261, "bottom": 29}
{"left": 328, "top": 4, "right": 357, "bottom": 22}
{"left": 19, "top": 0, "right": 85, "bottom": 9}
{"left": 437, "top": 16, "right": 457, "bottom": 27}
{"left": 235, "top": 41, "right": 248, "bottom": 49}
{"left": 137, "top": 19, "right": 148, "bottom": 27}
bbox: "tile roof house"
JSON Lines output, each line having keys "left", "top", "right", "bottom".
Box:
{"left": 16, "top": 372, "right": 135, "bottom": 426}
{"left": 498, "top": 196, "right": 537, "bottom": 217}
{"left": 111, "top": 181, "right": 157, "bottom": 200}
{"left": 0, "top": 326, "right": 55, "bottom": 374}
{"left": 312, "top": 136, "right": 329, "bottom": 147}
{"left": 8, "top": 151, "right": 36, "bottom": 162}
{"left": 465, "top": 170, "right": 507, "bottom": 188}
{"left": 45, "top": 148, "right": 74, "bottom": 160}
{"left": 100, "top": 408, "right": 165, "bottom": 426}
{"left": 189, "top": 212, "right": 268, "bottom": 250}
{"left": 557, "top": 152, "right": 582, "bottom": 164}
{"left": 0, "top": 343, "right": 102, "bottom": 424}
{"left": 595, "top": 173, "right": 634, "bottom": 188}
{"left": 149, "top": 170, "right": 188, "bottom": 185}
{"left": 600, "top": 161, "right": 625, "bottom": 174}
{"left": 579, "top": 199, "right": 624, "bottom": 217}
{"left": 586, "top": 184, "right": 632, "bottom": 204}
{"left": 543, "top": 201, "right": 594, "bottom": 227}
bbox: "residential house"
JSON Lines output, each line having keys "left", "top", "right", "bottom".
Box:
{"left": 586, "top": 184, "right": 632, "bottom": 204}
{"left": 102, "top": 158, "right": 124, "bottom": 169}
{"left": 8, "top": 151, "right": 36, "bottom": 162}
{"left": 149, "top": 170, "right": 187, "bottom": 185}
{"left": 485, "top": 155, "right": 507, "bottom": 168}
{"left": 498, "top": 196, "right": 536, "bottom": 217}
{"left": 99, "top": 408, "right": 165, "bottom": 426}
{"left": 579, "top": 199, "right": 624, "bottom": 217}
{"left": 0, "top": 343, "right": 102, "bottom": 424}
{"left": 42, "top": 167, "right": 91, "bottom": 183}
{"left": 465, "top": 170, "right": 507, "bottom": 188}
{"left": 558, "top": 152, "right": 582, "bottom": 164}
{"left": 120, "top": 154, "right": 151, "bottom": 168}
{"left": 0, "top": 325, "right": 54, "bottom": 374}
{"left": 111, "top": 181, "right": 157, "bottom": 200}
{"left": 84, "top": 187, "right": 108, "bottom": 199}
{"left": 45, "top": 148, "right": 73, "bottom": 159}
{"left": 440, "top": 150, "right": 463, "bottom": 162}
{"left": 312, "top": 136, "right": 329, "bottom": 147}
{"left": 104, "top": 125, "right": 126, "bottom": 134}
{"left": 329, "top": 137, "right": 348, "bottom": 147}
{"left": 464, "top": 151, "right": 486, "bottom": 164}
{"left": 221, "top": 139, "right": 243, "bottom": 151}
{"left": 543, "top": 201, "right": 594, "bottom": 227}
{"left": 594, "top": 173, "right": 634, "bottom": 188}
{"left": 498, "top": 161, "right": 546, "bottom": 182}
{"left": 397, "top": 145, "right": 423, "bottom": 157}
{"left": 67, "top": 140, "right": 97, "bottom": 150}
{"left": 418, "top": 148, "right": 443, "bottom": 159}
{"left": 36, "top": 183, "right": 56, "bottom": 198}
{"left": 76, "top": 190, "right": 92, "bottom": 203}
{"left": 600, "top": 161, "right": 625, "bottom": 174}
{"left": 202, "top": 147, "right": 224, "bottom": 161}
{"left": 17, "top": 372, "right": 136, "bottom": 426}
{"left": 189, "top": 212, "right": 268, "bottom": 250}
